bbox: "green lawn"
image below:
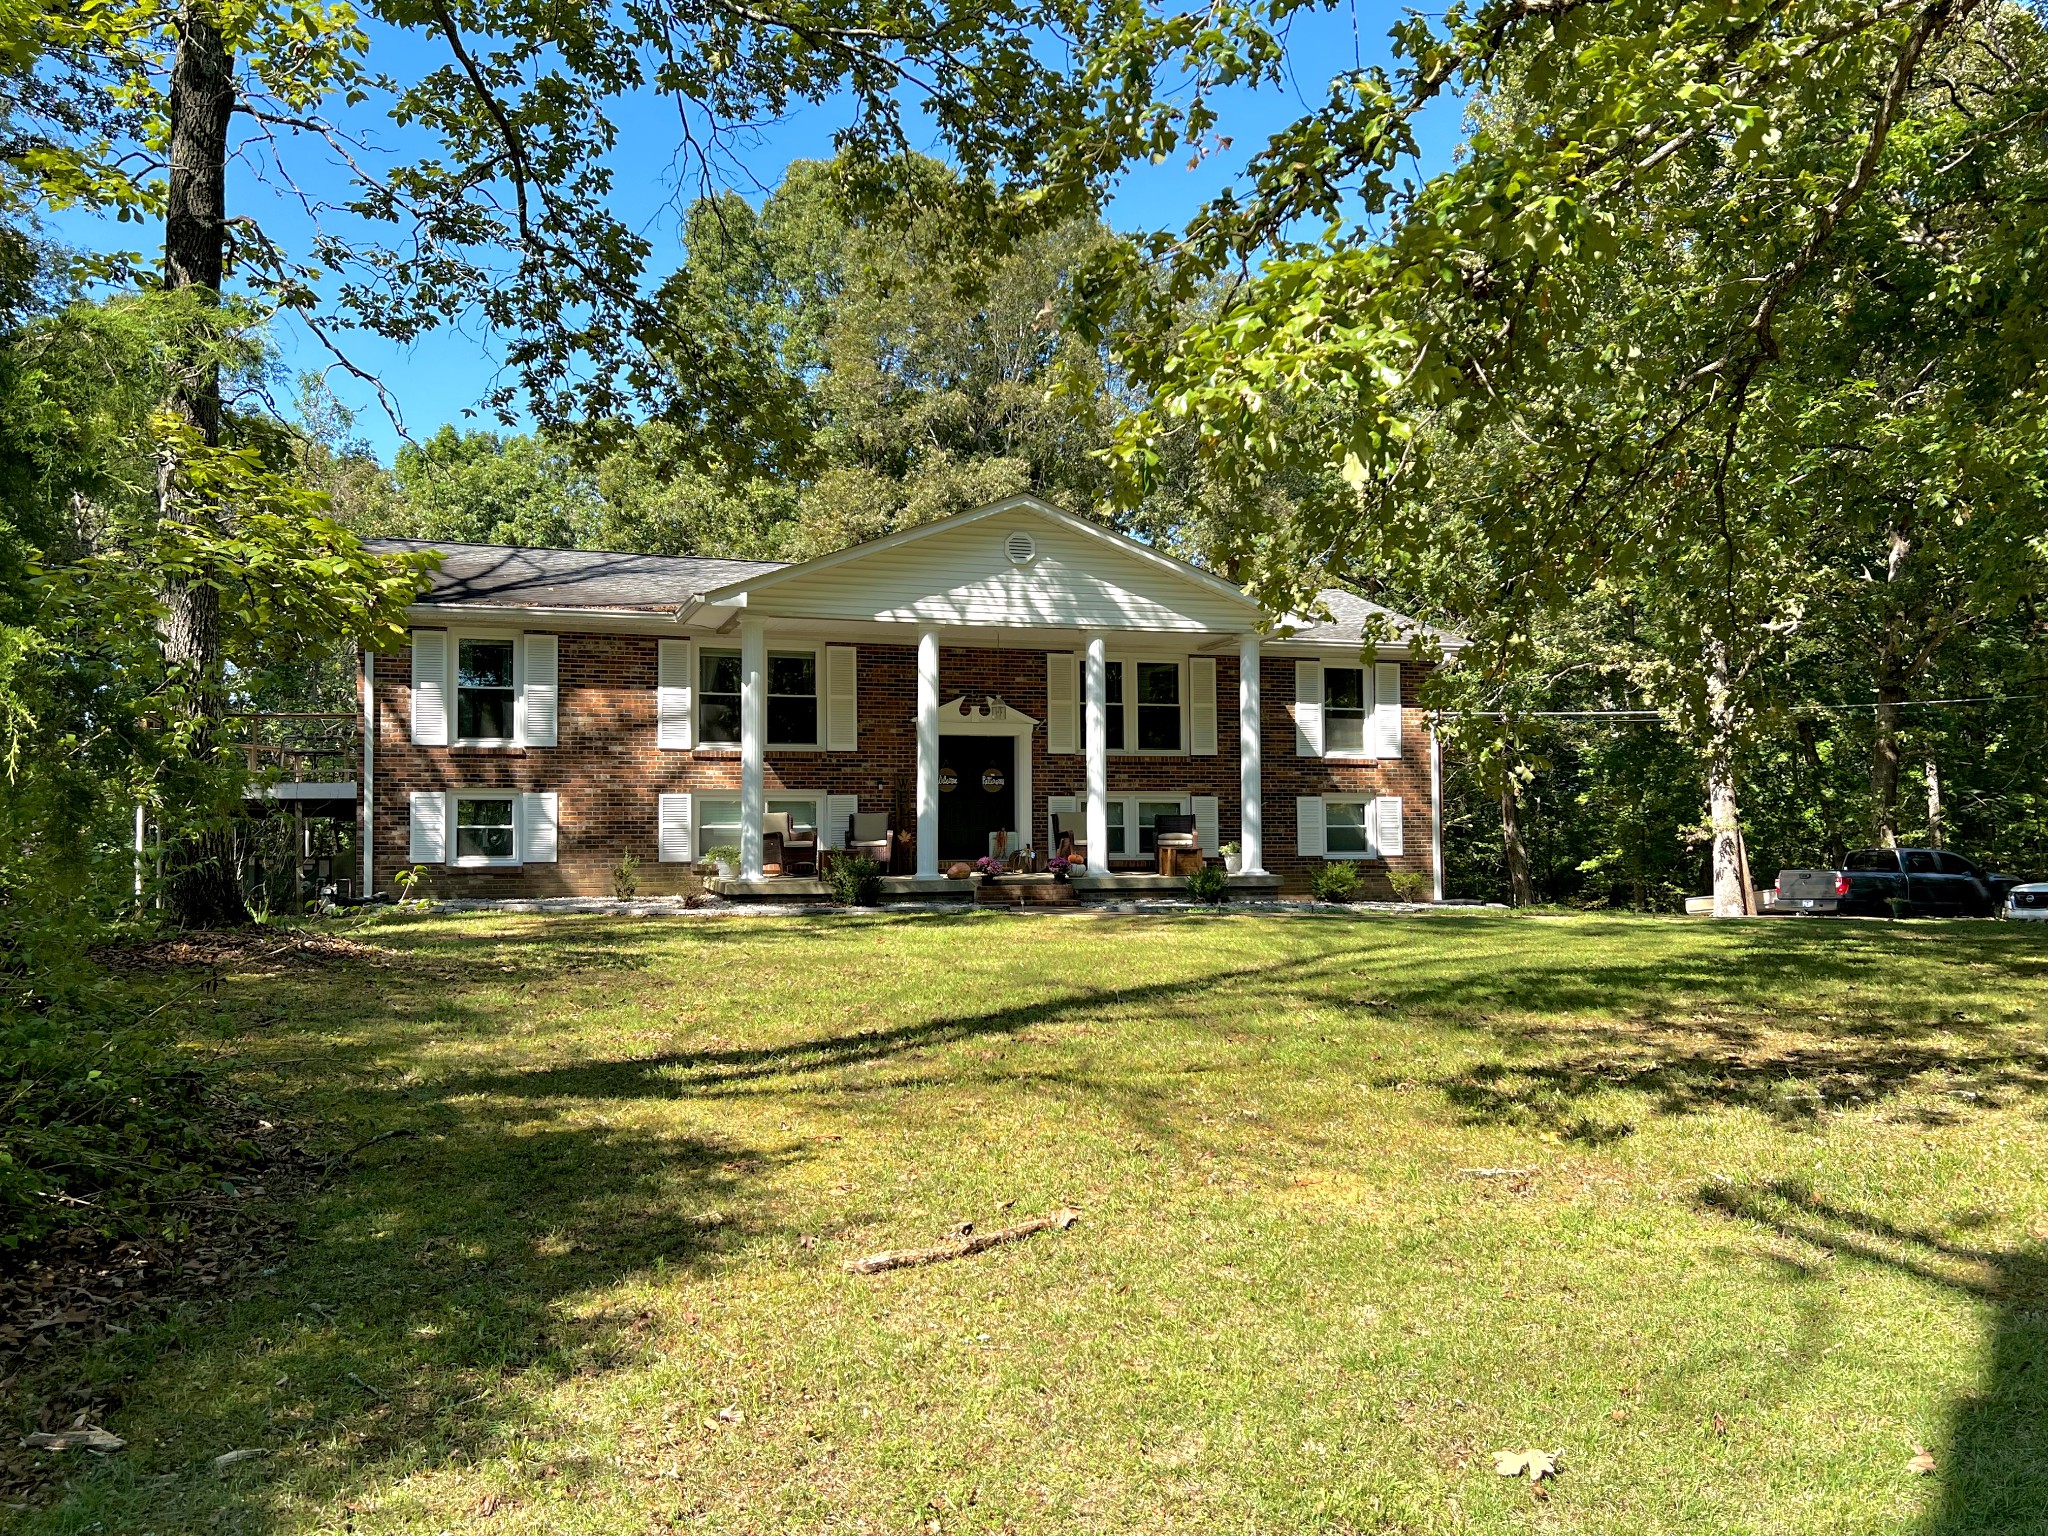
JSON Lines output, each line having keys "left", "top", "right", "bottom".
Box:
{"left": 15, "top": 909, "right": 2048, "bottom": 1534}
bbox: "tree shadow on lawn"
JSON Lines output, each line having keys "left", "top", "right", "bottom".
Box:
{"left": 1699, "top": 1179, "right": 2048, "bottom": 1536}
{"left": 30, "top": 1091, "right": 792, "bottom": 1533}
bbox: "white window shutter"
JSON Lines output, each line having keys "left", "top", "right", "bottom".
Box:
{"left": 657, "top": 792, "right": 692, "bottom": 863}
{"left": 1048, "top": 793, "right": 1077, "bottom": 852}
{"left": 519, "top": 791, "right": 558, "bottom": 863}
{"left": 1193, "top": 794, "right": 1220, "bottom": 855}
{"left": 657, "top": 639, "right": 692, "bottom": 750}
{"left": 1046, "top": 652, "right": 1078, "bottom": 755}
{"left": 1189, "top": 656, "right": 1218, "bottom": 755}
{"left": 1374, "top": 661, "right": 1402, "bottom": 759}
{"left": 825, "top": 793, "right": 860, "bottom": 850}
{"left": 1293, "top": 660, "right": 1324, "bottom": 757}
{"left": 1375, "top": 796, "right": 1405, "bottom": 857}
{"left": 826, "top": 646, "right": 859, "bottom": 751}
{"left": 410, "top": 630, "right": 448, "bottom": 746}
{"left": 408, "top": 790, "right": 447, "bottom": 863}
{"left": 519, "top": 634, "right": 559, "bottom": 747}
{"left": 1296, "top": 796, "right": 1326, "bottom": 857}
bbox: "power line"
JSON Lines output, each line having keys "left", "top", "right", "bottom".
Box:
{"left": 1444, "top": 691, "right": 2045, "bottom": 721}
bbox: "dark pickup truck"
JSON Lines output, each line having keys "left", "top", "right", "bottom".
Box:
{"left": 1771, "top": 847, "right": 2024, "bottom": 917}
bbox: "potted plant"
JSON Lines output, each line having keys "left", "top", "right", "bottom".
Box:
{"left": 1047, "top": 854, "right": 1074, "bottom": 883}
{"left": 973, "top": 854, "right": 1007, "bottom": 880}
{"left": 703, "top": 844, "right": 741, "bottom": 881}
{"left": 1219, "top": 841, "right": 1241, "bottom": 875}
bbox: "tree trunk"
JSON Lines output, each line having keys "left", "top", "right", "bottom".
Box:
{"left": 1924, "top": 757, "right": 1943, "bottom": 848}
{"left": 1499, "top": 771, "right": 1534, "bottom": 907}
{"left": 1870, "top": 683, "right": 1905, "bottom": 849}
{"left": 1704, "top": 635, "right": 1747, "bottom": 917}
{"left": 158, "top": 2, "right": 249, "bottom": 928}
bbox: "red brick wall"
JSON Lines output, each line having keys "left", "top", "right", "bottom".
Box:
{"left": 368, "top": 635, "right": 1436, "bottom": 897}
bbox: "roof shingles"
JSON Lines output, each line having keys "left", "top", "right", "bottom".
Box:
{"left": 371, "top": 538, "right": 784, "bottom": 610}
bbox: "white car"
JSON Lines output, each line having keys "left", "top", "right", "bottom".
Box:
{"left": 2006, "top": 883, "right": 2048, "bottom": 920}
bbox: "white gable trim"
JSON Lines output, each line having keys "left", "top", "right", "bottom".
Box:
{"left": 697, "top": 496, "right": 1264, "bottom": 618}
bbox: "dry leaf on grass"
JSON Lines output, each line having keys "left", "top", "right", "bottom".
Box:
{"left": 1906, "top": 1444, "right": 1938, "bottom": 1475}
{"left": 1492, "top": 1448, "right": 1561, "bottom": 1482}
{"left": 22, "top": 1429, "right": 124, "bottom": 1453}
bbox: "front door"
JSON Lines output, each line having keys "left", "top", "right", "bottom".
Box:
{"left": 938, "top": 736, "right": 1016, "bottom": 862}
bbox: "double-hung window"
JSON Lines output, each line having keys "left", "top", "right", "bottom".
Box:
{"left": 1323, "top": 666, "right": 1369, "bottom": 755}
{"left": 453, "top": 792, "right": 517, "bottom": 864}
{"left": 456, "top": 639, "right": 516, "bottom": 744}
{"left": 1083, "top": 659, "right": 1184, "bottom": 754}
{"left": 1100, "top": 796, "right": 1191, "bottom": 857}
{"left": 692, "top": 648, "right": 818, "bottom": 747}
{"left": 1324, "top": 798, "right": 1374, "bottom": 856}
{"left": 692, "top": 795, "right": 820, "bottom": 860}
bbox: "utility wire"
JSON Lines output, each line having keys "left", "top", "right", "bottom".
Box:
{"left": 1443, "top": 691, "right": 2045, "bottom": 721}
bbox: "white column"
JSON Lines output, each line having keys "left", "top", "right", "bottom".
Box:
{"left": 1084, "top": 633, "right": 1109, "bottom": 876}
{"left": 740, "top": 615, "right": 767, "bottom": 880}
{"left": 1238, "top": 633, "right": 1265, "bottom": 874}
{"left": 915, "top": 627, "right": 940, "bottom": 878}
{"left": 1430, "top": 721, "right": 1445, "bottom": 902}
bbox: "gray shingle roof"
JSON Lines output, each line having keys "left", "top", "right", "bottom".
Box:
{"left": 371, "top": 538, "right": 786, "bottom": 609}
{"left": 1282, "top": 588, "right": 1468, "bottom": 650}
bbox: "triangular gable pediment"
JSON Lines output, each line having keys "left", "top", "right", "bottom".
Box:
{"left": 701, "top": 496, "right": 1262, "bottom": 633}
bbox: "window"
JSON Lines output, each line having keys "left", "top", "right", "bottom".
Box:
{"left": 699, "top": 650, "right": 741, "bottom": 744}
{"left": 693, "top": 649, "right": 818, "bottom": 747}
{"left": 768, "top": 652, "right": 818, "bottom": 745}
{"left": 1135, "top": 663, "right": 1181, "bottom": 751}
{"left": 1097, "top": 795, "right": 1191, "bottom": 859}
{"left": 1105, "top": 800, "right": 1126, "bottom": 856}
{"left": 1846, "top": 848, "right": 1900, "bottom": 872}
{"left": 454, "top": 794, "right": 516, "bottom": 864}
{"left": 693, "top": 796, "right": 820, "bottom": 860}
{"left": 1325, "top": 798, "right": 1373, "bottom": 856}
{"left": 1324, "top": 666, "right": 1368, "bottom": 755}
{"left": 456, "top": 639, "right": 515, "bottom": 742}
{"left": 1903, "top": 849, "right": 1941, "bottom": 874}
{"left": 1935, "top": 851, "right": 1977, "bottom": 876}
{"left": 1135, "top": 798, "right": 1183, "bottom": 853}
{"left": 1091, "top": 661, "right": 1125, "bottom": 751}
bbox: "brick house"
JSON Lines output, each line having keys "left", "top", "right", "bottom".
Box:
{"left": 359, "top": 495, "right": 1464, "bottom": 900}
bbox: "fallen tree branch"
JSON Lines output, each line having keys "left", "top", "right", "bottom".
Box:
{"left": 843, "top": 1208, "right": 1081, "bottom": 1275}
{"left": 1457, "top": 1166, "right": 1539, "bottom": 1178}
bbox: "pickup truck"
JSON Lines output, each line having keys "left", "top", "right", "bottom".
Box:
{"left": 1771, "top": 847, "right": 2023, "bottom": 918}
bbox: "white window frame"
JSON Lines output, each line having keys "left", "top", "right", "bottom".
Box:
{"left": 1320, "top": 795, "right": 1377, "bottom": 860}
{"left": 451, "top": 632, "right": 521, "bottom": 748}
{"left": 688, "top": 790, "right": 825, "bottom": 862}
{"left": 1086, "top": 654, "right": 1189, "bottom": 758}
{"left": 450, "top": 789, "right": 521, "bottom": 868}
{"left": 1320, "top": 664, "right": 1373, "bottom": 760}
{"left": 1100, "top": 792, "right": 1194, "bottom": 859}
{"left": 692, "top": 641, "right": 823, "bottom": 753}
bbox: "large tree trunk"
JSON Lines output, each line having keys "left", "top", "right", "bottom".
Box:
{"left": 1924, "top": 757, "right": 1943, "bottom": 848}
{"left": 1704, "top": 635, "right": 1749, "bottom": 917}
{"left": 1870, "top": 682, "right": 1905, "bottom": 848}
{"left": 1499, "top": 768, "right": 1534, "bottom": 907}
{"left": 158, "top": 3, "right": 249, "bottom": 928}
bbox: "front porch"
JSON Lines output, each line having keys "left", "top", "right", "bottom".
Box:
{"left": 707, "top": 870, "right": 1285, "bottom": 903}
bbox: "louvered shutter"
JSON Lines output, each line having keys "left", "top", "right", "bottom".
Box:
{"left": 826, "top": 646, "right": 858, "bottom": 751}
{"left": 1189, "top": 656, "right": 1218, "bottom": 755}
{"left": 410, "top": 630, "right": 448, "bottom": 746}
{"left": 1373, "top": 661, "right": 1402, "bottom": 759}
{"left": 825, "top": 793, "right": 860, "bottom": 850}
{"left": 1193, "top": 795, "right": 1221, "bottom": 856}
{"left": 409, "top": 790, "right": 447, "bottom": 863}
{"left": 657, "top": 793, "right": 692, "bottom": 863}
{"left": 1293, "top": 660, "right": 1323, "bottom": 756}
{"left": 1046, "top": 652, "right": 1078, "bottom": 755}
{"left": 1375, "top": 796, "right": 1404, "bottom": 857}
{"left": 519, "top": 791, "right": 558, "bottom": 863}
{"left": 657, "top": 639, "right": 692, "bottom": 750}
{"left": 519, "top": 634, "right": 559, "bottom": 747}
{"left": 1295, "top": 796, "right": 1326, "bottom": 857}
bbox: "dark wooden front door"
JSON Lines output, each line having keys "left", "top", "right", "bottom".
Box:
{"left": 938, "top": 736, "right": 1015, "bottom": 862}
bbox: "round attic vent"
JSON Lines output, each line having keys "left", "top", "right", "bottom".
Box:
{"left": 1005, "top": 531, "right": 1037, "bottom": 566}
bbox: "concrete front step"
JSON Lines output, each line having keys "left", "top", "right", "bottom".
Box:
{"left": 708, "top": 871, "right": 1285, "bottom": 903}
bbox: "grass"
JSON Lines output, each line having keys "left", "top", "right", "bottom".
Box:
{"left": 11, "top": 908, "right": 2048, "bottom": 1534}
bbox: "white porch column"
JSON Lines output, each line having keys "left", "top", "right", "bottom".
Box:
{"left": 1084, "top": 633, "right": 1109, "bottom": 876}
{"left": 915, "top": 627, "right": 940, "bottom": 878}
{"left": 739, "top": 614, "right": 767, "bottom": 880}
{"left": 1238, "top": 633, "right": 1265, "bottom": 874}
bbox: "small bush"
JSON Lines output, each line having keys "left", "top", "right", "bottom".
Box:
{"left": 1185, "top": 863, "right": 1228, "bottom": 905}
{"left": 1387, "top": 869, "right": 1432, "bottom": 904}
{"left": 827, "top": 854, "right": 885, "bottom": 906}
{"left": 613, "top": 850, "right": 641, "bottom": 900}
{"left": 1311, "top": 862, "right": 1363, "bottom": 903}
{"left": 703, "top": 845, "right": 740, "bottom": 871}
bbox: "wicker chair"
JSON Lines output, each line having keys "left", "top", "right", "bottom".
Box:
{"left": 1153, "top": 813, "right": 1200, "bottom": 876}
{"left": 762, "top": 810, "right": 818, "bottom": 876}
{"left": 845, "top": 812, "right": 891, "bottom": 867}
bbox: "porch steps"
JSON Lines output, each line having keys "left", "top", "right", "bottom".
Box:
{"left": 976, "top": 876, "right": 1078, "bottom": 906}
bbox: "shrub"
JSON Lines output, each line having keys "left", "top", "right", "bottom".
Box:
{"left": 702, "top": 845, "right": 740, "bottom": 873}
{"left": 826, "top": 854, "right": 885, "bottom": 906}
{"left": 1387, "top": 869, "right": 1432, "bottom": 904}
{"left": 1311, "top": 862, "right": 1363, "bottom": 903}
{"left": 1185, "top": 863, "right": 1229, "bottom": 905}
{"left": 613, "top": 850, "right": 641, "bottom": 900}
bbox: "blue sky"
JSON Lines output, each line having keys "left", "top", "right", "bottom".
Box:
{"left": 61, "top": 3, "right": 1465, "bottom": 461}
